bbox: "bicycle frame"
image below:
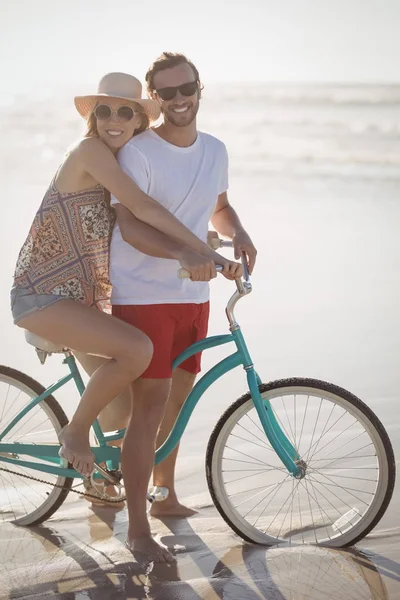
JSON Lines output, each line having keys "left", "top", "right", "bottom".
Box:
{"left": 0, "top": 283, "right": 302, "bottom": 480}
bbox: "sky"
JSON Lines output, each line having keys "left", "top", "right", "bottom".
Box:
{"left": 1, "top": 0, "right": 400, "bottom": 100}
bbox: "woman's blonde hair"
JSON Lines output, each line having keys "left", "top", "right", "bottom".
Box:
{"left": 83, "top": 102, "right": 150, "bottom": 138}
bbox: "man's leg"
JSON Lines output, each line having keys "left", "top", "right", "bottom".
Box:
{"left": 123, "top": 377, "right": 174, "bottom": 562}
{"left": 150, "top": 367, "right": 197, "bottom": 517}
{"left": 150, "top": 301, "right": 210, "bottom": 517}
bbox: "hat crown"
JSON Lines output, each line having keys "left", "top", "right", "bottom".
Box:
{"left": 97, "top": 72, "right": 143, "bottom": 100}
{"left": 74, "top": 72, "right": 160, "bottom": 122}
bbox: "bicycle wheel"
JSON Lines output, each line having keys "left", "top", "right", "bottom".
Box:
{"left": 0, "top": 365, "right": 73, "bottom": 526}
{"left": 206, "top": 378, "right": 395, "bottom": 547}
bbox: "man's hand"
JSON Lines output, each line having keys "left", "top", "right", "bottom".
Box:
{"left": 232, "top": 230, "right": 257, "bottom": 274}
{"left": 178, "top": 248, "right": 217, "bottom": 282}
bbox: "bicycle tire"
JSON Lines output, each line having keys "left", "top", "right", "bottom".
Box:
{"left": 206, "top": 378, "right": 395, "bottom": 547}
{"left": 0, "top": 365, "right": 73, "bottom": 526}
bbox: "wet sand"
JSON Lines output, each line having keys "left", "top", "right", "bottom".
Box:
{"left": 0, "top": 488, "right": 399, "bottom": 600}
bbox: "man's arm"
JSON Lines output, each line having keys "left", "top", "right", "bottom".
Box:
{"left": 211, "top": 192, "right": 257, "bottom": 273}
{"left": 115, "top": 203, "right": 184, "bottom": 259}
{"left": 115, "top": 204, "right": 243, "bottom": 281}
{"left": 110, "top": 145, "right": 242, "bottom": 280}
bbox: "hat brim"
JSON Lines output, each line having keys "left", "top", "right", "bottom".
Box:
{"left": 74, "top": 93, "right": 160, "bottom": 123}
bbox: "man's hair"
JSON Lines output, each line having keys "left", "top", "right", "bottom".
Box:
{"left": 145, "top": 52, "right": 202, "bottom": 95}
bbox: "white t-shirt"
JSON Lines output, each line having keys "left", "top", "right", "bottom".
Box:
{"left": 110, "top": 129, "right": 228, "bottom": 305}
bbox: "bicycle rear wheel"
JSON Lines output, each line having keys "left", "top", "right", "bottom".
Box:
{"left": 206, "top": 378, "right": 395, "bottom": 547}
{"left": 0, "top": 365, "right": 73, "bottom": 526}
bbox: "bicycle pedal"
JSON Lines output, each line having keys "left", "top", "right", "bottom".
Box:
{"left": 92, "top": 463, "right": 119, "bottom": 485}
{"left": 148, "top": 486, "right": 169, "bottom": 502}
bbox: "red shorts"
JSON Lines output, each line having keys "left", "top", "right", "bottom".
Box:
{"left": 112, "top": 302, "right": 210, "bottom": 379}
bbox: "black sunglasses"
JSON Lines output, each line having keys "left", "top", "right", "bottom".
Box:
{"left": 155, "top": 80, "right": 198, "bottom": 102}
{"left": 94, "top": 104, "right": 135, "bottom": 122}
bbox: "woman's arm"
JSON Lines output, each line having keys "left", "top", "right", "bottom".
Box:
{"left": 77, "top": 137, "right": 240, "bottom": 278}
{"left": 115, "top": 204, "right": 242, "bottom": 281}
{"left": 115, "top": 204, "right": 219, "bottom": 281}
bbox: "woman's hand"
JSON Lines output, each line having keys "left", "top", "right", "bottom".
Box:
{"left": 178, "top": 247, "right": 243, "bottom": 282}
{"left": 178, "top": 248, "right": 217, "bottom": 281}
{"left": 218, "top": 256, "right": 244, "bottom": 280}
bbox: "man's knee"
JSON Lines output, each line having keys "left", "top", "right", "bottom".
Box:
{"left": 169, "top": 369, "right": 196, "bottom": 407}
{"left": 98, "top": 394, "right": 131, "bottom": 432}
{"left": 134, "top": 379, "right": 171, "bottom": 424}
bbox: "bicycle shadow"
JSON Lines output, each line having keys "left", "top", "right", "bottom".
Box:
{"left": 156, "top": 514, "right": 393, "bottom": 600}
{"left": 2, "top": 506, "right": 398, "bottom": 599}
{"left": 2, "top": 507, "right": 194, "bottom": 599}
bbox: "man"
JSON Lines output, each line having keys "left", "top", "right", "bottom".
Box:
{"left": 78, "top": 52, "right": 257, "bottom": 562}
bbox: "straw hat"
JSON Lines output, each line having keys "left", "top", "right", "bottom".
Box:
{"left": 74, "top": 72, "right": 160, "bottom": 122}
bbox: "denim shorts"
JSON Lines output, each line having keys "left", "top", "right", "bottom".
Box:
{"left": 10, "top": 286, "right": 68, "bottom": 324}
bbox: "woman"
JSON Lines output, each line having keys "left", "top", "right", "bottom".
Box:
{"left": 11, "top": 72, "right": 241, "bottom": 478}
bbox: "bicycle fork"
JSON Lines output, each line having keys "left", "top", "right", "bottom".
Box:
{"left": 231, "top": 328, "right": 304, "bottom": 479}
{"left": 247, "top": 368, "right": 305, "bottom": 478}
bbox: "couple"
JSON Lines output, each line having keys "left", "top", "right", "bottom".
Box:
{"left": 11, "top": 52, "right": 257, "bottom": 563}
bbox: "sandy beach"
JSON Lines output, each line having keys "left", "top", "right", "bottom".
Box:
{"left": 1, "top": 84, "right": 400, "bottom": 598}
{"left": 0, "top": 470, "right": 399, "bottom": 599}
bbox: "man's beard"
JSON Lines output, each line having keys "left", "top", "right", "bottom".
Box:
{"left": 163, "top": 99, "right": 200, "bottom": 127}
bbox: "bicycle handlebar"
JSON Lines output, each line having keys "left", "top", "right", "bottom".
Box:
{"left": 177, "top": 235, "right": 252, "bottom": 328}
{"left": 177, "top": 238, "right": 250, "bottom": 283}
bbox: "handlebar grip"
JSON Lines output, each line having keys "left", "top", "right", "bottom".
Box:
{"left": 209, "top": 237, "right": 222, "bottom": 249}
{"left": 178, "top": 265, "right": 224, "bottom": 279}
{"left": 178, "top": 268, "right": 191, "bottom": 279}
{"left": 208, "top": 235, "right": 233, "bottom": 250}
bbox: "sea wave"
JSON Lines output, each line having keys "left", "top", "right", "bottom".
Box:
{"left": 206, "top": 84, "right": 400, "bottom": 106}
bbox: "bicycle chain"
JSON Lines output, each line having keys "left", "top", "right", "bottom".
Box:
{"left": 0, "top": 465, "right": 126, "bottom": 504}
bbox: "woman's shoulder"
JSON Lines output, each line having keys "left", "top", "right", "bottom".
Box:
{"left": 56, "top": 137, "right": 111, "bottom": 192}
{"left": 73, "top": 136, "right": 107, "bottom": 156}
{"left": 70, "top": 137, "right": 116, "bottom": 172}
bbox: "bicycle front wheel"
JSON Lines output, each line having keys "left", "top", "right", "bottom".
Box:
{"left": 206, "top": 378, "right": 395, "bottom": 547}
{"left": 0, "top": 365, "right": 73, "bottom": 526}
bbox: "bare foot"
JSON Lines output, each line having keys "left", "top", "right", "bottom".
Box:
{"left": 150, "top": 498, "right": 198, "bottom": 518}
{"left": 126, "top": 535, "right": 175, "bottom": 564}
{"left": 58, "top": 425, "right": 94, "bottom": 477}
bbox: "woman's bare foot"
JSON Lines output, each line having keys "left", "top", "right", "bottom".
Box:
{"left": 126, "top": 535, "right": 175, "bottom": 563}
{"left": 58, "top": 425, "right": 94, "bottom": 476}
{"left": 150, "top": 496, "right": 198, "bottom": 518}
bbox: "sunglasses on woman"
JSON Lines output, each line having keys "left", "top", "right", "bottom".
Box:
{"left": 94, "top": 104, "right": 135, "bottom": 122}
{"left": 155, "top": 80, "right": 198, "bottom": 102}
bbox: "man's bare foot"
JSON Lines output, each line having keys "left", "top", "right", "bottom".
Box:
{"left": 150, "top": 497, "right": 198, "bottom": 518}
{"left": 126, "top": 535, "right": 175, "bottom": 563}
{"left": 58, "top": 425, "right": 94, "bottom": 476}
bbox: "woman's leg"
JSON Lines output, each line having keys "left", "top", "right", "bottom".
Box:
{"left": 74, "top": 352, "right": 131, "bottom": 507}
{"left": 18, "top": 300, "right": 153, "bottom": 475}
{"left": 73, "top": 352, "right": 131, "bottom": 432}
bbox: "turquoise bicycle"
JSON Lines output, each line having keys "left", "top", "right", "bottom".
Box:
{"left": 0, "top": 240, "right": 395, "bottom": 547}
